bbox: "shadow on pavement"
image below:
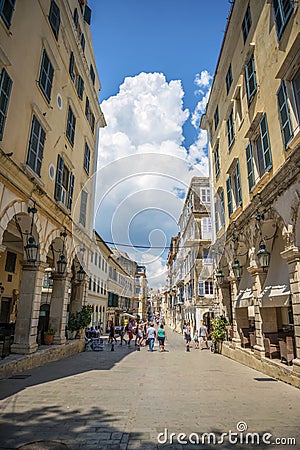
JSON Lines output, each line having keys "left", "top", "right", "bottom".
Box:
{"left": 0, "top": 402, "right": 275, "bottom": 450}
{"left": 0, "top": 342, "right": 138, "bottom": 401}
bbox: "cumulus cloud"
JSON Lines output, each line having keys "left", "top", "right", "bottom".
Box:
{"left": 94, "top": 71, "right": 211, "bottom": 288}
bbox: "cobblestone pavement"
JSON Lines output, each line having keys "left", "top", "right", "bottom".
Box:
{"left": 0, "top": 328, "right": 300, "bottom": 450}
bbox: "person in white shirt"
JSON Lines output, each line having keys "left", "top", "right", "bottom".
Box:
{"left": 147, "top": 323, "right": 156, "bottom": 352}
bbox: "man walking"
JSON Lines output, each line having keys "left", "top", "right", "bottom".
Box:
{"left": 199, "top": 321, "right": 209, "bottom": 350}
{"left": 147, "top": 322, "right": 156, "bottom": 352}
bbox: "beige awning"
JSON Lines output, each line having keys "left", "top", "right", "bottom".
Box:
{"left": 235, "top": 261, "right": 253, "bottom": 308}
{"left": 258, "top": 237, "right": 290, "bottom": 308}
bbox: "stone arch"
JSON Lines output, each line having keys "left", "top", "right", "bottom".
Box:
{"left": 0, "top": 200, "right": 42, "bottom": 247}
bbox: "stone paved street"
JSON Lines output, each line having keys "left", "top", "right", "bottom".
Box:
{"left": 0, "top": 328, "right": 300, "bottom": 450}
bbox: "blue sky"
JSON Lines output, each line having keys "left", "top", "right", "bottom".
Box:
{"left": 88, "top": 0, "right": 231, "bottom": 287}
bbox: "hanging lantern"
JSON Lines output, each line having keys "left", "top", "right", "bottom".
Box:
{"left": 257, "top": 242, "right": 270, "bottom": 268}
{"left": 232, "top": 259, "right": 243, "bottom": 279}
{"left": 57, "top": 254, "right": 67, "bottom": 275}
{"left": 24, "top": 235, "right": 38, "bottom": 263}
{"left": 77, "top": 265, "right": 86, "bottom": 282}
{"left": 216, "top": 269, "right": 224, "bottom": 285}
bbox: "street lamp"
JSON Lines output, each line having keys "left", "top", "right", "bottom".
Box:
{"left": 57, "top": 253, "right": 67, "bottom": 275}
{"left": 77, "top": 265, "right": 86, "bottom": 282}
{"left": 16, "top": 202, "right": 39, "bottom": 263}
{"left": 232, "top": 259, "right": 243, "bottom": 280}
{"left": 216, "top": 269, "right": 225, "bottom": 286}
{"left": 257, "top": 241, "right": 270, "bottom": 268}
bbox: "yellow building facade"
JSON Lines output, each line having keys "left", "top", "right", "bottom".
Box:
{"left": 0, "top": 0, "right": 106, "bottom": 354}
{"left": 201, "top": 0, "right": 300, "bottom": 373}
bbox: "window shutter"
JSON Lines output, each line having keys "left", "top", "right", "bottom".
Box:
{"left": 73, "top": 8, "right": 78, "bottom": 27}
{"left": 260, "top": 114, "right": 272, "bottom": 171}
{"left": 277, "top": 82, "right": 293, "bottom": 147}
{"left": 54, "top": 155, "right": 64, "bottom": 201}
{"left": 198, "top": 280, "right": 204, "bottom": 297}
{"left": 236, "top": 159, "right": 242, "bottom": 205}
{"left": 77, "top": 75, "right": 84, "bottom": 100}
{"left": 0, "top": 68, "right": 13, "bottom": 140}
{"left": 220, "top": 189, "right": 225, "bottom": 227}
{"left": 80, "top": 190, "right": 88, "bottom": 227}
{"left": 246, "top": 142, "right": 255, "bottom": 191}
{"left": 214, "top": 199, "right": 219, "bottom": 234}
{"left": 69, "top": 52, "right": 75, "bottom": 81}
{"left": 67, "top": 173, "right": 75, "bottom": 211}
{"left": 0, "top": 0, "right": 16, "bottom": 29}
{"left": 226, "top": 177, "right": 233, "bottom": 217}
{"left": 84, "top": 5, "right": 91, "bottom": 24}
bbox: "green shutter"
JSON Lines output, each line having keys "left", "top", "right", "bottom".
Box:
{"left": 54, "top": 154, "right": 64, "bottom": 201}
{"left": 236, "top": 160, "right": 242, "bottom": 205}
{"left": 260, "top": 114, "right": 272, "bottom": 171}
{"left": 246, "top": 142, "right": 255, "bottom": 191}
{"left": 226, "top": 177, "right": 233, "bottom": 217}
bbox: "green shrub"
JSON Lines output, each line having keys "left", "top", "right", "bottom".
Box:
{"left": 67, "top": 305, "right": 92, "bottom": 332}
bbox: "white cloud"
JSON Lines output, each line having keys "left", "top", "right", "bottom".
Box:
{"left": 94, "top": 71, "right": 210, "bottom": 289}
{"left": 194, "top": 70, "right": 213, "bottom": 93}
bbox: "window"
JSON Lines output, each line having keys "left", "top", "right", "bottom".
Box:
{"left": 214, "top": 144, "right": 220, "bottom": 178}
{"left": 84, "top": 143, "right": 90, "bottom": 174}
{"left": 203, "top": 248, "right": 213, "bottom": 264}
{"left": 5, "top": 251, "right": 16, "bottom": 272}
{"left": 273, "top": 0, "right": 294, "bottom": 39}
{"left": 245, "top": 54, "right": 257, "bottom": 103}
{"left": 27, "top": 116, "right": 46, "bottom": 176}
{"left": 66, "top": 106, "right": 76, "bottom": 146}
{"left": 90, "top": 64, "right": 95, "bottom": 85}
{"left": 245, "top": 114, "right": 272, "bottom": 190}
{"left": 215, "top": 189, "right": 225, "bottom": 233}
{"left": 91, "top": 251, "right": 94, "bottom": 263}
{"left": 277, "top": 81, "right": 293, "bottom": 147}
{"left": 98, "top": 255, "right": 101, "bottom": 268}
{"left": 38, "top": 50, "right": 54, "bottom": 102}
{"left": 94, "top": 253, "right": 97, "bottom": 266}
{"left": 0, "top": 0, "right": 16, "bottom": 29}
{"left": 85, "top": 97, "right": 95, "bottom": 133}
{"left": 227, "top": 110, "right": 235, "bottom": 149}
{"left": 201, "top": 188, "right": 210, "bottom": 204}
{"left": 69, "top": 53, "right": 84, "bottom": 100}
{"left": 293, "top": 67, "right": 300, "bottom": 120}
{"left": 242, "top": 4, "right": 252, "bottom": 43}
{"left": 80, "top": 33, "right": 85, "bottom": 52}
{"left": 73, "top": 8, "right": 78, "bottom": 27}
{"left": 54, "top": 154, "right": 74, "bottom": 210}
{"left": 226, "top": 64, "right": 233, "bottom": 94}
{"left": 79, "top": 190, "right": 88, "bottom": 227}
{"left": 201, "top": 217, "right": 212, "bottom": 240}
{"left": 198, "top": 280, "right": 214, "bottom": 296}
{"left": 93, "top": 278, "right": 96, "bottom": 292}
{"left": 214, "top": 106, "right": 219, "bottom": 130}
{"left": 0, "top": 68, "right": 12, "bottom": 140}
{"left": 226, "top": 159, "right": 242, "bottom": 217}
{"left": 88, "top": 277, "right": 92, "bottom": 290}
{"left": 49, "top": 0, "right": 60, "bottom": 40}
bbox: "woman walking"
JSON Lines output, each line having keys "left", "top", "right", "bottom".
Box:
{"left": 157, "top": 324, "right": 167, "bottom": 352}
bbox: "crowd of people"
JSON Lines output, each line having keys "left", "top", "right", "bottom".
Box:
{"left": 86, "top": 318, "right": 211, "bottom": 353}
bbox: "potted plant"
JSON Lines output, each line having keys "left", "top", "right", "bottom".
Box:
{"left": 44, "top": 329, "right": 55, "bottom": 345}
{"left": 67, "top": 305, "right": 92, "bottom": 339}
{"left": 210, "top": 316, "right": 228, "bottom": 353}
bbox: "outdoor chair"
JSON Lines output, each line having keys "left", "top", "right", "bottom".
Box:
{"left": 239, "top": 328, "right": 250, "bottom": 348}
{"left": 279, "top": 337, "right": 295, "bottom": 366}
{"left": 263, "top": 337, "right": 279, "bottom": 359}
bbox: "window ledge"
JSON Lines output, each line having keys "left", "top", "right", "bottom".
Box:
{"left": 250, "top": 170, "right": 272, "bottom": 196}
{"left": 287, "top": 128, "right": 300, "bottom": 151}
{"left": 21, "top": 163, "right": 45, "bottom": 188}
{"left": 56, "top": 200, "right": 71, "bottom": 215}
{"left": 230, "top": 204, "right": 243, "bottom": 221}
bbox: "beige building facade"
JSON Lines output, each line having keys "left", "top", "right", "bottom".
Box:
{"left": 0, "top": 0, "right": 106, "bottom": 354}
{"left": 201, "top": 0, "right": 300, "bottom": 373}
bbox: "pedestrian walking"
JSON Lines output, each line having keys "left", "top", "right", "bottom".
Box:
{"left": 119, "top": 324, "right": 127, "bottom": 345}
{"left": 193, "top": 330, "right": 199, "bottom": 349}
{"left": 147, "top": 322, "right": 156, "bottom": 352}
{"left": 157, "top": 324, "right": 167, "bottom": 352}
{"left": 108, "top": 321, "right": 117, "bottom": 344}
{"left": 137, "top": 321, "right": 144, "bottom": 348}
{"left": 184, "top": 324, "right": 191, "bottom": 351}
{"left": 126, "top": 319, "right": 134, "bottom": 346}
{"left": 199, "top": 321, "right": 209, "bottom": 350}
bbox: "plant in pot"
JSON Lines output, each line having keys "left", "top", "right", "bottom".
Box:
{"left": 210, "top": 316, "right": 228, "bottom": 353}
{"left": 67, "top": 305, "right": 92, "bottom": 339}
{"left": 44, "top": 329, "right": 55, "bottom": 345}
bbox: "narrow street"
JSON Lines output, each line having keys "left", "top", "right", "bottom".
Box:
{"left": 0, "top": 329, "right": 300, "bottom": 450}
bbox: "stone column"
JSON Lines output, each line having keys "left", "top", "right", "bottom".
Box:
{"left": 11, "top": 261, "right": 47, "bottom": 354}
{"left": 0, "top": 245, "right": 7, "bottom": 315}
{"left": 229, "top": 277, "right": 241, "bottom": 346}
{"left": 49, "top": 272, "right": 70, "bottom": 345}
{"left": 248, "top": 266, "right": 266, "bottom": 358}
{"left": 69, "top": 280, "right": 85, "bottom": 315}
{"left": 281, "top": 246, "right": 300, "bottom": 372}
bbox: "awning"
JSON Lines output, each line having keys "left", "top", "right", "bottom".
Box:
{"left": 121, "top": 312, "right": 136, "bottom": 319}
{"left": 235, "top": 260, "right": 253, "bottom": 308}
{"left": 258, "top": 236, "right": 290, "bottom": 308}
